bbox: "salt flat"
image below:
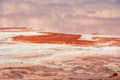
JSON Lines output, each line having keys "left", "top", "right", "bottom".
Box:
{"left": 0, "top": 31, "right": 120, "bottom": 80}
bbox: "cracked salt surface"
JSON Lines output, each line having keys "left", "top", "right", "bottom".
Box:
{"left": 0, "top": 32, "right": 120, "bottom": 64}
{"left": 0, "top": 42, "right": 120, "bottom": 63}
{"left": 80, "top": 34, "right": 120, "bottom": 41}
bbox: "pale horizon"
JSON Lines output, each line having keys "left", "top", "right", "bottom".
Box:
{"left": 0, "top": 0, "right": 120, "bottom": 34}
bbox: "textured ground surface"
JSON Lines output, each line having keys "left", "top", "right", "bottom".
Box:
{"left": 0, "top": 28, "right": 120, "bottom": 80}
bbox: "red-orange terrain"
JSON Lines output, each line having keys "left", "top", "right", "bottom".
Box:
{"left": 12, "top": 32, "right": 120, "bottom": 46}
{"left": 0, "top": 30, "right": 120, "bottom": 80}
{"left": 0, "top": 27, "right": 33, "bottom": 31}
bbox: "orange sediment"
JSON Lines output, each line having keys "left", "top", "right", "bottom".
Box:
{"left": 12, "top": 32, "right": 96, "bottom": 46}
{"left": 0, "top": 27, "right": 33, "bottom": 31}
{"left": 12, "top": 32, "right": 120, "bottom": 46}
{"left": 93, "top": 37, "right": 120, "bottom": 46}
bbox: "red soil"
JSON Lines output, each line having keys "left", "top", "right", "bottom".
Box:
{"left": 0, "top": 27, "right": 32, "bottom": 31}
{"left": 12, "top": 32, "right": 120, "bottom": 46}
{"left": 93, "top": 37, "right": 120, "bottom": 46}
{"left": 12, "top": 32, "right": 96, "bottom": 46}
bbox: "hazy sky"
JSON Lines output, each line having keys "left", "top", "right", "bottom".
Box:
{"left": 0, "top": 0, "right": 120, "bottom": 34}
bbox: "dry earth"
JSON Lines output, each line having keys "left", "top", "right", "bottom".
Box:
{"left": 0, "top": 28, "right": 120, "bottom": 80}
